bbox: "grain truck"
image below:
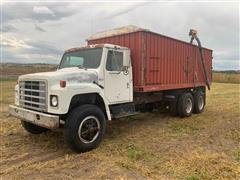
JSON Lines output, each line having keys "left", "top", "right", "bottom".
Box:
{"left": 9, "top": 26, "right": 213, "bottom": 152}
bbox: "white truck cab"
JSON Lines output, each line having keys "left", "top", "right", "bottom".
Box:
{"left": 9, "top": 44, "right": 133, "bottom": 152}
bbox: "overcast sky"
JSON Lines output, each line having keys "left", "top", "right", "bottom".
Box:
{"left": 1, "top": 1, "right": 239, "bottom": 70}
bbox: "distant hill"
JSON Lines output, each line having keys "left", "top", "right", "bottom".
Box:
{"left": 1, "top": 63, "right": 239, "bottom": 83}
{"left": 1, "top": 63, "right": 58, "bottom": 67}
{"left": 213, "top": 70, "right": 240, "bottom": 74}
{"left": 1, "top": 63, "right": 57, "bottom": 80}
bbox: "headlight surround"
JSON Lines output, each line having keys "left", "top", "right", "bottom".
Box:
{"left": 50, "top": 95, "right": 58, "bottom": 107}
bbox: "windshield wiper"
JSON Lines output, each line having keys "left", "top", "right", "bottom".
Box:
{"left": 78, "top": 65, "right": 88, "bottom": 70}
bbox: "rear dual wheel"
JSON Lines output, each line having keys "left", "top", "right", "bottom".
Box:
{"left": 177, "top": 90, "right": 205, "bottom": 118}
{"left": 177, "top": 93, "right": 194, "bottom": 117}
{"left": 193, "top": 91, "right": 205, "bottom": 113}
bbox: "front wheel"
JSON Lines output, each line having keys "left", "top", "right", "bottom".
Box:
{"left": 64, "top": 105, "right": 106, "bottom": 153}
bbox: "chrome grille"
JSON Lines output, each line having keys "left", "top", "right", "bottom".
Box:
{"left": 19, "top": 80, "right": 47, "bottom": 111}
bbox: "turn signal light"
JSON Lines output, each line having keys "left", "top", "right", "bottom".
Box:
{"left": 60, "top": 80, "right": 66, "bottom": 88}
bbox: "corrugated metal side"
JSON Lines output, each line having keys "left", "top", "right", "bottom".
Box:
{"left": 87, "top": 31, "right": 212, "bottom": 92}
{"left": 143, "top": 32, "right": 211, "bottom": 86}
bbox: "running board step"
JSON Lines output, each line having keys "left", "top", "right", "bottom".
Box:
{"left": 110, "top": 103, "right": 138, "bottom": 119}
{"left": 114, "top": 112, "right": 140, "bottom": 119}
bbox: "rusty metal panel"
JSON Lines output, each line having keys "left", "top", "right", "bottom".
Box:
{"left": 87, "top": 30, "right": 213, "bottom": 92}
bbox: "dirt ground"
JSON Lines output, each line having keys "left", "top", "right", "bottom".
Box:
{"left": 0, "top": 81, "right": 239, "bottom": 180}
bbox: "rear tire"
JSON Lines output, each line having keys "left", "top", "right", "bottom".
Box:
{"left": 21, "top": 121, "right": 49, "bottom": 134}
{"left": 193, "top": 91, "right": 205, "bottom": 114}
{"left": 177, "top": 93, "right": 194, "bottom": 118}
{"left": 64, "top": 104, "right": 106, "bottom": 153}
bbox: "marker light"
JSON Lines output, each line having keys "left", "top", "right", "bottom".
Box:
{"left": 60, "top": 80, "right": 66, "bottom": 88}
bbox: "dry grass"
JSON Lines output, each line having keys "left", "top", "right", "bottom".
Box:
{"left": 1, "top": 64, "right": 56, "bottom": 81}
{"left": 213, "top": 72, "right": 240, "bottom": 84}
{"left": 1, "top": 78, "right": 240, "bottom": 179}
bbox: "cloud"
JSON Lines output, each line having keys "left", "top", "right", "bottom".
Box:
{"left": 2, "top": 49, "right": 60, "bottom": 64}
{"left": 1, "top": 24, "right": 17, "bottom": 32}
{"left": 214, "top": 59, "right": 240, "bottom": 71}
{"left": 2, "top": 36, "right": 62, "bottom": 64}
{"left": 1, "top": 2, "right": 239, "bottom": 70}
{"left": 35, "top": 24, "right": 46, "bottom": 32}
{"left": 214, "top": 50, "right": 239, "bottom": 61}
{"left": 33, "top": 6, "right": 55, "bottom": 17}
{"left": 2, "top": 36, "right": 33, "bottom": 49}
{"left": 100, "top": 2, "right": 148, "bottom": 19}
{"left": 2, "top": 3, "right": 77, "bottom": 23}
{"left": 26, "top": 41, "right": 62, "bottom": 55}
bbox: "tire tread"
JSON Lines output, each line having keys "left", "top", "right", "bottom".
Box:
{"left": 64, "top": 104, "right": 106, "bottom": 153}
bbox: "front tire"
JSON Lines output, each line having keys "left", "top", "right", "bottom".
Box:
{"left": 177, "top": 93, "right": 194, "bottom": 118}
{"left": 21, "top": 121, "right": 49, "bottom": 134}
{"left": 64, "top": 105, "right": 106, "bottom": 153}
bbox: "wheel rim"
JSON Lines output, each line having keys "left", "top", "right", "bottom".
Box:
{"left": 185, "top": 97, "right": 193, "bottom": 114}
{"left": 78, "top": 116, "right": 100, "bottom": 144}
{"left": 198, "top": 95, "right": 204, "bottom": 110}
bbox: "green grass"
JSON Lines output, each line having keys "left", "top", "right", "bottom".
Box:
{"left": 186, "top": 175, "right": 201, "bottom": 180}
{"left": 234, "top": 149, "right": 240, "bottom": 162}
{"left": 126, "top": 143, "right": 146, "bottom": 161}
{"left": 0, "top": 77, "right": 17, "bottom": 81}
{"left": 167, "top": 121, "right": 205, "bottom": 135}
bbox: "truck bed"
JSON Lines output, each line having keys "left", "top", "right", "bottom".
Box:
{"left": 87, "top": 26, "right": 213, "bottom": 92}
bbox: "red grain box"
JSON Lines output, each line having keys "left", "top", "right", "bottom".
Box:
{"left": 87, "top": 26, "right": 213, "bottom": 92}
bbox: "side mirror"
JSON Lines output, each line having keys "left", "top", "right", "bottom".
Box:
{"left": 123, "top": 50, "right": 130, "bottom": 67}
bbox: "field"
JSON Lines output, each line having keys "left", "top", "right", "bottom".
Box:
{"left": 1, "top": 64, "right": 57, "bottom": 81}
{"left": 213, "top": 72, "right": 240, "bottom": 84}
{"left": 0, "top": 65, "right": 240, "bottom": 179}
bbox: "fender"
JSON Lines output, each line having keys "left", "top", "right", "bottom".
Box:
{"left": 48, "top": 83, "right": 112, "bottom": 120}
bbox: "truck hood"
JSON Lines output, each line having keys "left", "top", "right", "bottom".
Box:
{"left": 19, "top": 67, "right": 98, "bottom": 84}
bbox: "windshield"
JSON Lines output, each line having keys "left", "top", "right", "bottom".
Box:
{"left": 59, "top": 48, "right": 103, "bottom": 69}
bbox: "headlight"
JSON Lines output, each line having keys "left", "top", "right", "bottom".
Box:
{"left": 50, "top": 95, "right": 58, "bottom": 107}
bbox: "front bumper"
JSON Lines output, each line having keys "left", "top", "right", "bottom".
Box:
{"left": 9, "top": 105, "right": 59, "bottom": 129}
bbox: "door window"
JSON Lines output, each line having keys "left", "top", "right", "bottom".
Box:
{"left": 106, "top": 50, "right": 123, "bottom": 71}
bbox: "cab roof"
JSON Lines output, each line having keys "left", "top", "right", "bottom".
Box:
{"left": 65, "top": 43, "right": 129, "bottom": 53}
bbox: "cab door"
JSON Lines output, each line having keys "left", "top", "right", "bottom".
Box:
{"left": 104, "top": 49, "right": 131, "bottom": 104}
